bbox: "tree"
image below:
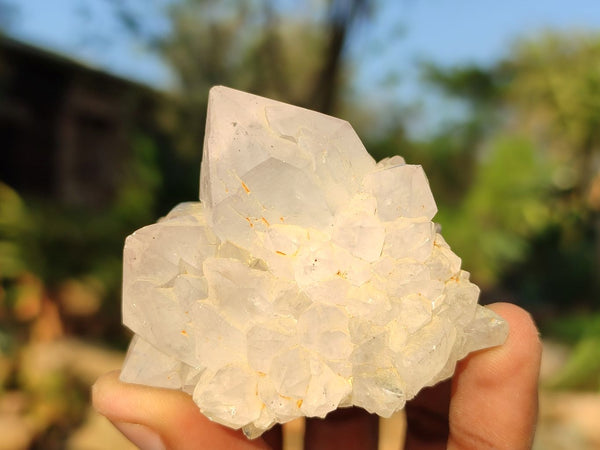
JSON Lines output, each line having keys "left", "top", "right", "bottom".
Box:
{"left": 103, "top": 0, "right": 375, "bottom": 210}
{"left": 417, "top": 31, "right": 600, "bottom": 308}
{"left": 499, "top": 32, "right": 600, "bottom": 306}
{"left": 505, "top": 32, "right": 600, "bottom": 202}
{"left": 151, "top": 0, "right": 373, "bottom": 155}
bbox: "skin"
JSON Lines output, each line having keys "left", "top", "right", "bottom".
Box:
{"left": 92, "top": 302, "right": 542, "bottom": 450}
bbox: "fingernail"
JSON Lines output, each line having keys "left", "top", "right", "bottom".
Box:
{"left": 113, "top": 422, "right": 166, "bottom": 450}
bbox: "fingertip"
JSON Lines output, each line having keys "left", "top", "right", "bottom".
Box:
{"left": 91, "top": 371, "right": 270, "bottom": 450}
{"left": 91, "top": 370, "right": 121, "bottom": 417}
{"left": 449, "top": 302, "right": 541, "bottom": 450}
{"left": 487, "top": 302, "right": 541, "bottom": 347}
{"left": 469, "top": 302, "right": 542, "bottom": 385}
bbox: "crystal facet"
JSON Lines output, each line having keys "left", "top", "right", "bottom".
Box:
{"left": 120, "top": 86, "right": 508, "bottom": 438}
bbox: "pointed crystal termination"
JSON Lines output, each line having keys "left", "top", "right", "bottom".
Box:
{"left": 120, "top": 86, "right": 509, "bottom": 438}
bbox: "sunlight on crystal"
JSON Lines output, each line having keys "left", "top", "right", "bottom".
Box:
{"left": 120, "top": 86, "right": 508, "bottom": 438}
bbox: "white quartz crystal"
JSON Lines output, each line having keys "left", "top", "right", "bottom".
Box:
{"left": 120, "top": 86, "right": 508, "bottom": 438}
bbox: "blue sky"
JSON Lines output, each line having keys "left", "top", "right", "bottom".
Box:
{"left": 6, "top": 0, "right": 600, "bottom": 132}
{"left": 350, "top": 1, "right": 600, "bottom": 109}
{"left": 6, "top": 0, "right": 174, "bottom": 87}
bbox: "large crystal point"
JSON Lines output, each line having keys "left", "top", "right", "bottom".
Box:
{"left": 120, "top": 86, "right": 508, "bottom": 438}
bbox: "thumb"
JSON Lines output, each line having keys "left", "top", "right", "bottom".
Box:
{"left": 92, "top": 371, "right": 271, "bottom": 450}
{"left": 448, "top": 302, "right": 541, "bottom": 450}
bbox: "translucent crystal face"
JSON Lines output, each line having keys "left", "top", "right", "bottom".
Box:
{"left": 120, "top": 86, "right": 508, "bottom": 438}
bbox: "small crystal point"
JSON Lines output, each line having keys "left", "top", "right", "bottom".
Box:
{"left": 121, "top": 86, "right": 509, "bottom": 437}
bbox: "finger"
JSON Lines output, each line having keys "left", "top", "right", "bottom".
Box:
{"left": 92, "top": 371, "right": 273, "bottom": 450}
{"left": 262, "top": 425, "right": 283, "bottom": 450}
{"left": 304, "top": 407, "right": 379, "bottom": 450}
{"left": 404, "top": 380, "right": 451, "bottom": 449}
{"left": 404, "top": 302, "right": 541, "bottom": 450}
{"left": 448, "top": 302, "right": 541, "bottom": 450}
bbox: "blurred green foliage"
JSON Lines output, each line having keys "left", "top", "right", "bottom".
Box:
{"left": 414, "top": 31, "right": 600, "bottom": 391}
{"left": 0, "top": 182, "right": 34, "bottom": 279}
{"left": 543, "top": 314, "right": 600, "bottom": 390}
{"left": 436, "top": 135, "right": 553, "bottom": 286}
{"left": 414, "top": 31, "right": 599, "bottom": 303}
{"left": 0, "top": 133, "right": 161, "bottom": 347}
{"left": 0, "top": 131, "right": 163, "bottom": 446}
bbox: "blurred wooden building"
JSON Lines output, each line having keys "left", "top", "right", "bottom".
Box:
{"left": 0, "top": 36, "right": 161, "bottom": 207}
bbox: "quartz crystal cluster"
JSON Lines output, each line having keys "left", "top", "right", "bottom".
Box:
{"left": 120, "top": 86, "right": 508, "bottom": 438}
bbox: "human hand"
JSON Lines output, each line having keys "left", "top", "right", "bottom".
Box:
{"left": 92, "top": 302, "right": 541, "bottom": 449}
